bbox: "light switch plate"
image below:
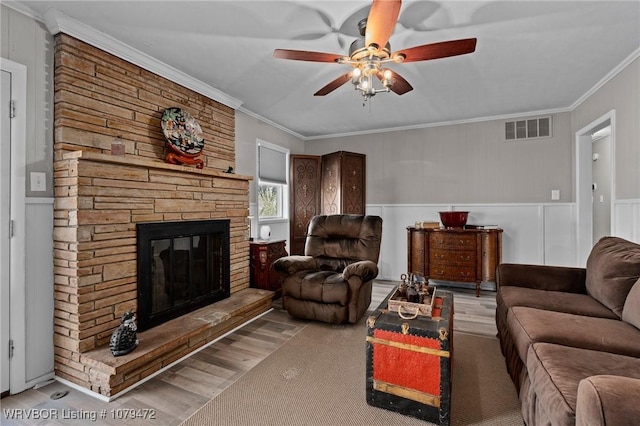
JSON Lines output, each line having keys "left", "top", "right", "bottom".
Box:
{"left": 551, "top": 189, "right": 560, "bottom": 200}
{"left": 30, "top": 172, "right": 46, "bottom": 192}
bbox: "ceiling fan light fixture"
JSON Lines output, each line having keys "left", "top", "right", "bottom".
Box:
{"left": 363, "top": 62, "right": 377, "bottom": 75}
{"left": 273, "top": 0, "right": 475, "bottom": 104}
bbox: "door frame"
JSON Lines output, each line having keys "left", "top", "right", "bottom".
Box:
{"left": 575, "top": 110, "right": 616, "bottom": 266}
{"left": 1, "top": 57, "right": 27, "bottom": 394}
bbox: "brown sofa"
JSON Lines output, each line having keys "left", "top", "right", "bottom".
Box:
{"left": 496, "top": 236, "right": 640, "bottom": 426}
{"left": 273, "top": 214, "right": 382, "bottom": 324}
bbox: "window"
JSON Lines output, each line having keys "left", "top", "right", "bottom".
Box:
{"left": 258, "top": 184, "right": 282, "bottom": 218}
{"left": 257, "top": 141, "right": 288, "bottom": 220}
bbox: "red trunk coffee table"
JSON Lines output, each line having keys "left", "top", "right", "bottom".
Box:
{"left": 366, "top": 289, "right": 454, "bottom": 425}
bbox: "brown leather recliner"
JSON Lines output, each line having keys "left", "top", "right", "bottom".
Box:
{"left": 273, "top": 214, "right": 382, "bottom": 324}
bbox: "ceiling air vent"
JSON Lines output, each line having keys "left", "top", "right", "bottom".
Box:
{"left": 505, "top": 116, "right": 552, "bottom": 141}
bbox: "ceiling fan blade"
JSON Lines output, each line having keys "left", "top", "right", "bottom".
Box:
{"left": 314, "top": 73, "right": 352, "bottom": 96}
{"left": 365, "top": 0, "right": 402, "bottom": 50}
{"left": 274, "top": 49, "right": 343, "bottom": 63}
{"left": 394, "top": 38, "right": 477, "bottom": 63}
{"left": 378, "top": 69, "right": 413, "bottom": 95}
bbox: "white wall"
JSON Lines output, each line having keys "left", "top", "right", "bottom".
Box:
{"left": 235, "top": 111, "right": 305, "bottom": 244}
{"left": 2, "top": 5, "right": 55, "bottom": 387}
{"left": 305, "top": 112, "right": 574, "bottom": 205}
{"left": 571, "top": 58, "right": 640, "bottom": 201}
{"left": 614, "top": 199, "right": 640, "bottom": 244}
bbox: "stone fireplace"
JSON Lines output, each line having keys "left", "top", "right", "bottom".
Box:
{"left": 51, "top": 34, "right": 272, "bottom": 398}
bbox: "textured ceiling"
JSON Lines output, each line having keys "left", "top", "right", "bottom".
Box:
{"left": 12, "top": 1, "right": 640, "bottom": 139}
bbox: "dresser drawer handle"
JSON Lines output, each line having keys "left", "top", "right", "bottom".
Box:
{"left": 459, "top": 272, "right": 471, "bottom": 277}
{"left": 459, "top": 255, "right": 471, "bottom": 260}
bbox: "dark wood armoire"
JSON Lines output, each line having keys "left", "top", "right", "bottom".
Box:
{"left": 289, "top": 155, "right": 322, "bottom": 255}
{"left": 289, "top": 151, "right": 366, "bottom": 255}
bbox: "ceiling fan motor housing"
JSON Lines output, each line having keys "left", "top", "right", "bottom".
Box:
{"left": 351, "top": 18, "right": 391, "bottom": 60}
{"left": 272, "top": 0, "right": 475, "bottom": 99}
{"left": 349, "top": 37, "right": 391, "bottom": 61}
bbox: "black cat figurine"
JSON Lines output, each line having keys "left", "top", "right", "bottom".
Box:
{"left": 109, "top": 311, "right": 139, "bottom": 356}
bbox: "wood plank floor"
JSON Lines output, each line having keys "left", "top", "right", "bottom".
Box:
{"left": 1, "top": 281, "right": 497, "bottom": 425}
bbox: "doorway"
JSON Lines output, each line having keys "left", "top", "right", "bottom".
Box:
{"left": 1, "top": 58, "right": 27, "bottom": 395}
{"left": 575, "top": 111, "right": 616, "bottom": 266}
{"left": 591, "top": 126, "right": 612, "bottom": 243}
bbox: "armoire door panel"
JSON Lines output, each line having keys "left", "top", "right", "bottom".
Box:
{"left": 289, "top": 152, "right": 366, "bottom": 255}
{"left": 289, "top": 155, "right": 321, "bottom": 255}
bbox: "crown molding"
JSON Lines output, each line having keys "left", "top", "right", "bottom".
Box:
{"left": 570, "top": 47, "right": 640, "bottom": 111}
{"left": 237, "top": 106, "right": 306, "bottom": 141}
{"left": 302, "top": 107, "right": 573, "bottom": 141}
{"left": 43, "top": 9, "right": 243, "bottom": 110}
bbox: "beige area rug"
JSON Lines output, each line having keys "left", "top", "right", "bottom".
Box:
{"left": 181, "top": 315, "right": 523, "bottom": 426}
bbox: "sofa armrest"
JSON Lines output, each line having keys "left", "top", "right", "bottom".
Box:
{"left": 576, "top": 375, "right": 640, "bottom": 426}
{"left": 496, "top": 263, "right": 587, "bottom": 293}
{"left": 343, "top": 260, "right": 379, "bottom": 283}
{"left": 272, "top": 256, "right": 317, "bottom": 276}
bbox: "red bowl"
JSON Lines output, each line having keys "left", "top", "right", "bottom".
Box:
{"left": 439, "top": 211, "right": 469, "bottom": 229}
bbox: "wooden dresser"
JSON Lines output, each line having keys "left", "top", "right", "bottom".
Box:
{"left": 249, "top": 239, "right": 288, "bottom": 298}
{"left": 407, "top": 227, "right": 503, "bottom": 296}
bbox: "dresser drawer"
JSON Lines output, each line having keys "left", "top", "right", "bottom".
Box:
{"left": 429, "top": 265, "right": 477, "bottom": 282}
{"left": 429, "top": 233, "right": 476, "bottom": 250}
{"left": 430, "top": 249, "right": 476, "bottom": 265}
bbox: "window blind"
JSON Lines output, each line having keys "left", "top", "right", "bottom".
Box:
{"left": 258, "top": 144, "right": 287, "bottom": 185}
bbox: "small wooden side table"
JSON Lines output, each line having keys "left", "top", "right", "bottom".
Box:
{"left": 249, "top": 239, "right": 288, "bottom": 298}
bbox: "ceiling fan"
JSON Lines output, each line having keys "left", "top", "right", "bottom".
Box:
{"left": 273, "top": 0, "right": 477, "bottom": 102}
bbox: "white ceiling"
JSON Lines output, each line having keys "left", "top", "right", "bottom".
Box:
{"left": 12, "top": 1, "right": 640, "bottom": 139}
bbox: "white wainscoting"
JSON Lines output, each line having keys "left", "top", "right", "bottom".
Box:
{"left": 25, "top": 198, "right": 54, "bottom": 385}
{"left": 251, "top": 199, "right": 639, "bottom": 282}
{"left": 367, "top": 200, "right": 640, "bottom": 281}
{"left": 366, "top": 203, "right": 578, "bottom": 281}
{"left": 614, "top": 199, "right": 640, "bottom": 244}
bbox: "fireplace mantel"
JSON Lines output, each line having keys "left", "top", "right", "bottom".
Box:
{"left": 62, "top": 150, "right": 253, "bottom": 183}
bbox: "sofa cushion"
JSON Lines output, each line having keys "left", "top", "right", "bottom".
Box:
{"left": 527, "top": 343, "right": 640, "bottom": 426}
{"left": 507, "top": 306, "right": 640, "bottom": 364}
{"left": 498, "top": 286, "right": 618, "bottom": 319}
{"left": 622, "top": 278, "right": 640, "bottom": 330}
{"left": 586, "top": 236, "right": 640, "bottom": 317}
{"left": 576, "top": 375, "right": 640, "bottom": 426}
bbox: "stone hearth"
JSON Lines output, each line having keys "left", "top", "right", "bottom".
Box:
{"left": 81, "top": 288, "right": 272, "bottom": 399}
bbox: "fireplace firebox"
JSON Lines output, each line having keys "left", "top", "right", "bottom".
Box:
{"left": 137, "top": 220, "right": 230, "bottom": 331}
